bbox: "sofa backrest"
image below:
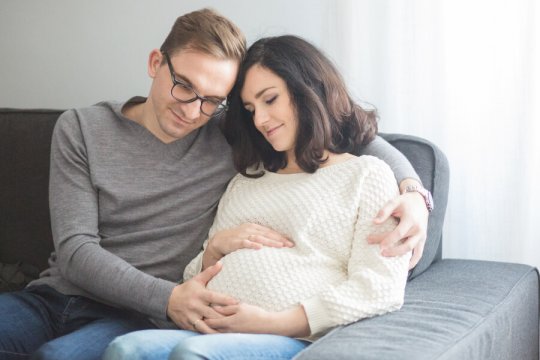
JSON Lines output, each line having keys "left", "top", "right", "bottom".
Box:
{"left": 0, "top": 109, "right": 62, "bottom": 271}
{"left": 379, "top": 133, "right": 450, "bottom": 279}
{"left": 0, "top": 109, "right": 449, "bottom": 281}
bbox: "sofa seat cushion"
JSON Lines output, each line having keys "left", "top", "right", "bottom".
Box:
{"left": 295, "top": 259, "right": 539, "bottom": 360}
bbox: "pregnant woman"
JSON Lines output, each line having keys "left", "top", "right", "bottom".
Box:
{"left": 104, "top": 35, "right": 413, "bottom": 360}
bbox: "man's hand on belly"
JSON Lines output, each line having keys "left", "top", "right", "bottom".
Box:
{"left": 167, "top": 262, "right": 238, "bottom": 334}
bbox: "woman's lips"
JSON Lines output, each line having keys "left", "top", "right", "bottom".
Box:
{"left": 266, "top": 124, "right": 283, "bottom": 137}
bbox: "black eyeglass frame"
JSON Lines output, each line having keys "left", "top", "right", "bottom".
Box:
{"left": 162, "top": 51, "right": 228, "bottom": 117}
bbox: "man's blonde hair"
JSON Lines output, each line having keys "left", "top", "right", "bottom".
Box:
{"left": 160, "top": 8, "right": 246, "bottom": 62}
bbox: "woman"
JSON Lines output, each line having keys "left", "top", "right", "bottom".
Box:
{"left": 104, "top": 35, "right": 412, "bottom": 360}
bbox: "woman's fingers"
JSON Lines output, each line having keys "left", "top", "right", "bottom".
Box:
{"left": 245, "top": 225, "right": 294, "bottom": 248}
{"left": 212, "top": 304, "right": 240, "bottom": 316}
{"left": 246, "top": 234, "right": 290, "bottom": 248}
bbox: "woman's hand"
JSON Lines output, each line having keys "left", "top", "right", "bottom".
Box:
{"left": 204, "top": 303, "right": 310, "bottom": 338}
{"left": 367, "top": 190, "right": 429, "bottom": 269}
{"left": 203, "top": 223, "right": 293, "bottom": 269}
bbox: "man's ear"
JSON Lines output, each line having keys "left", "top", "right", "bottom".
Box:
{"left": 148, "top": 49, "right": 163, "bottom": 79}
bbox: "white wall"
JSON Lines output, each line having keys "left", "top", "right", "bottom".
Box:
{"left": 2, "top": 1, "right": 539, "bottom": 269}
{"left": 0, "top": 0, "right": 332, "bottom": 108}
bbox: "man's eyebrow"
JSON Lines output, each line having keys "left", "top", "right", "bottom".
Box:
{"left": 173, "top": 72, "right": 193, "bottom": 86}
{"left": 243, "top": 87, "right": 276, "bottom": 106}
{"left": 174, "top": 72, "right": 227, "bottom": 100}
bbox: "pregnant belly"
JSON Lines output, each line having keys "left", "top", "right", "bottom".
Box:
{"left": 207, "top": 247, "right": 345, "bottom": 311}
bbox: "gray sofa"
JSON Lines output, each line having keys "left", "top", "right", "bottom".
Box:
{"left": 0, "top": 108, "right": 538, "bottom": 359}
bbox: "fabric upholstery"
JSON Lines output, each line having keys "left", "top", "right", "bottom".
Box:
{"left": 295, "top": 259, "right": 539, "bottom": 360}
{"left": 0, "top": 109, "right": 62, "bottom": 271}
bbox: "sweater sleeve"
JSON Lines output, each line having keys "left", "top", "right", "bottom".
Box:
{"left": 359, "top": 135, "right": 421, "bottom": 184}
{"left": 301, "top": 158, "right": 411, "bottom": 336}
{"left": 49, "top": 110, "right": 176, "bottom": 320}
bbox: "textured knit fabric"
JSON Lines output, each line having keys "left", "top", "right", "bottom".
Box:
{"left": 28, "top": 97, "right": 236, "bottom": 322}
{"left": 184, "top": 156, "right": 411, "bottom": 339}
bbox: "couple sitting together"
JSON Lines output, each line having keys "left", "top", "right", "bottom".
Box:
{"left": 0, "top": 8, "right": 432, "bottom": 360}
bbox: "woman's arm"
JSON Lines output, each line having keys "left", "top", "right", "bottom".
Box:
{"left": 360, "top": 135, "right": 430, "bottom": 268}
{"left": 203, "top": 159, "right": 410, "bottom": 338}
{"left": 203, "top": 302, "right": 310, "bottom": 337}
{"left": 300, "top": 158, "right": 410, "bottom": 336}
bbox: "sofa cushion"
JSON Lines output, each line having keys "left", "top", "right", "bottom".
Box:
{"left": 295, "top": 259, "right": 539, "bottom": 360}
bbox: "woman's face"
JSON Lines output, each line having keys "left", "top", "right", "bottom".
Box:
{"left": 240, "top": 65, "right": 298, "bottom": 154}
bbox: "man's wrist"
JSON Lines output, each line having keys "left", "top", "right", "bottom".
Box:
{"left": 166, "top": 284, "right": 181, "bottom": 321}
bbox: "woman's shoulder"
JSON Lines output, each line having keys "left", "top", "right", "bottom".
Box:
{"left": 330, "top": 154, "right": 393, "bottom": 174}
{"left": 354, "top": 154, "right": 392, "bottom": 169}
{"left": 342, "top": 156, "right": 397, "bottom": 189}
{"left": 225, "top": 168, "right": 264, "bottom": 190}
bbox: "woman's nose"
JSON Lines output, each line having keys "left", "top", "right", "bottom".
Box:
{"left": 253, "top": 108, "right": 269, "bottom": 127}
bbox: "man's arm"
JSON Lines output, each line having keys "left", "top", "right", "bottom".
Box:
{"left": 360, "top": 135, "right": 421, "bottom": 184}
{"left": 49, "top": 110, "right": 176, "bottom": 320}
{"left": 359, "top": 135, "right": 430, "bottom": 268}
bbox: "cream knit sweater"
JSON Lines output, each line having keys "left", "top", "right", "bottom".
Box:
{"left": 184, "top": 155, "right": 411, "bottom": 339}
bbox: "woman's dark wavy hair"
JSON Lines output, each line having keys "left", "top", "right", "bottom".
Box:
{"left": 224, "top": 35, "right": 378, "bottom": 177}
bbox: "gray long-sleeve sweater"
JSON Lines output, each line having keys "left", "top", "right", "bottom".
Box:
{"left": 29, "top": 97, "right": 419, "bottom": 325}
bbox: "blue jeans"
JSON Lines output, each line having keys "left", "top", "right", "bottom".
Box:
{"left": 0, "top": 285, "right": 155, "bottom": 360}
{"left": 103, "top": 329, "right": 310, "bottom": 360}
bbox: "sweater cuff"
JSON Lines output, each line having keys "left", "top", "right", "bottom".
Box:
{"left": 146, "top": 278, "right": 177, "bottom": 321}
{"left": 301, "top": 297, "right": 333, "bottom": 336}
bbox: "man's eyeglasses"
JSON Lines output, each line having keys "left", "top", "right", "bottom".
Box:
{"left": 162, "top": 52, "right": 228, "bottom": 117}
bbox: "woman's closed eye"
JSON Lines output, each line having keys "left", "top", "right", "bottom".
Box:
{"left": 265, "top": 95, "right": 277, "bottom": 105}
{"left": 243, "top": 96, "right": 277, "bottom": 115}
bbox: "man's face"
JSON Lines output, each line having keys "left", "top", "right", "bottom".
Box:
{"left": 146, "top": 49, "right": 239, "bottom": 143}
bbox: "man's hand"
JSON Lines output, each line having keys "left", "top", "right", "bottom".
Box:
{"left": 203, "top": 223, "right": 293, "bottom": 269}
{"left": 166, "top": 262, "right": 238, "bottom": 334}
{"left": 367, "top": 191, "right": 429, "bottom": 269}
{"left": 204, "top": 303, "right": 310, "bottom": 338}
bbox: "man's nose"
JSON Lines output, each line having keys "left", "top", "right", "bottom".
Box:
{"left": 183, "top": 99, "right": 202, "bottom": 120}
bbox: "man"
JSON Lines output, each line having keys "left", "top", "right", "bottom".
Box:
{"left": 0, "top": 8, "right": 430, "bottom": 360}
